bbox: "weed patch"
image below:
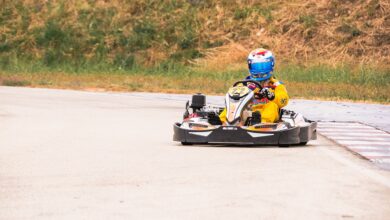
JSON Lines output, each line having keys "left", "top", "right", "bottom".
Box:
{"left": 299, "top": 14, "right": 317, "bottom": 29}
{"left": 336, "top": 24, "right": 361, "bottom": 37}
{"left": 2, "top": 78, "right": 31, "bottom": 87}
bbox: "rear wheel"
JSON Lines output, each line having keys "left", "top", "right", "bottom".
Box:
{"left": 298, "top": 142, "right": 307, "bottom": 146}
{"left": 278, "top": 144, "right": 290, "bottom": 148}
{"left": 181, "top": 142, "right": 193, "bottom": 146}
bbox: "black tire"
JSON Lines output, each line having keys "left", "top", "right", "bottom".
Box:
{"left": 181, "top": 142, "right": 193, "bottom": 146}
{"left": 278, "top": 144, "right": 290, "bottom": 148}
{"left": 298, "top": 142, "right": 307, "bottom": 146}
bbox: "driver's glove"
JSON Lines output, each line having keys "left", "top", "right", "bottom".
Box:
{"left": 260, "top": 88, "right": 275, "bottom": 100}
{"left": 248, "top": 83, "right": 261, "bottom": 95}
{"left": 247, "top": 83, "right": 257, "bottom": 91}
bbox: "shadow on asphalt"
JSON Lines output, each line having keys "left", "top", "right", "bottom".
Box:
{"left": 173, "top": 143, "right": 311, "bottom": 149}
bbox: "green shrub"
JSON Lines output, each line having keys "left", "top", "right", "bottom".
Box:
{"left": 254, "top": 6, "right": 273, "bottom": 22}
{"left": 0, "top": 42, "right": 11, "bottom": 53}
{"left": 336, "top": 23, "right": 361, "bottom": 37}
{"left": 203, "top": 40, "right": 224, "bottom": 48}
{"left": 234, "top": 7, "right": 251, "bottom": 20}
{"left": 170, "top": 49, "right": 203, "bottom": 61}
{"left": 114, "top": 54, "right": 136, "bottom": 70}
{"left": 298, "top": 14, "right": 317, "bottom": 29}
{"left": 128, "top": 20, "right": 157, "bottom": 51}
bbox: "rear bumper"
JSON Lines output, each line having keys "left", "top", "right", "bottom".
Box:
{"left": 173, "top": 122, "right": 317, "bottom": 145}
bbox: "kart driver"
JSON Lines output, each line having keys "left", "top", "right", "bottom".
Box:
{"left": 219, "top": 48, "right": 289, "bottom": 124}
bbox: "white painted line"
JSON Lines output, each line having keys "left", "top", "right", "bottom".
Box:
{"left": 348, "top": 146, "right": 390, "bottom": 151}
{"left": 360, "top": 151, "right": 390, "bottom": 157}
{"left": 353, "top": 149, "right": 390, "bottom": 153}
{"left": 358, "top": 151, "right": 390, "bottom": 156}
{"left": 318, "top": 122, "right": 365, "bottom": 125}
{"left": 318, "top": 124, "right": 369, "bottom": 128}
{"left": 317, "top": 127, "right": 390, "bottom": 132}
{"left": 318, "top": 128, "right": 382, "bottom": 132}
{"left": 364, "top": 155, "right": 390, "bottom": 159}
{"left": 318, "top": 122, "right": 390, "bottom": 171}
{"left": 318, "top": 124, "right": 383, "bottom": 128}
{"left": 345, "top": 144, "right": 390, "bottom": 147}
{"left": 337, "top": 140, "right": 390, "bottom": 146}
{"left": 371, "top": 158, "right": 390, "bottom": 164}
{"left": 318, "top": 122, "right": 361, "bottom": 126}
{"left": 321, "top": 131, "right": 390, "bottom": 138}
{"left": 321, "top": 130, "right": 386, "bottom": 135}
{"left": 324, "top": 135, "right": 390, "bottom": 140}
{"left": 330, "top": 136, "right": 390, "bottom": 142}
{"left": 318, "top": 127, "right": 367, "bottom": 130}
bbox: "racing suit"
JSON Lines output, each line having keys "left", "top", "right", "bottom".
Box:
{"left": 219, "top": 76, "right": 289, "bottom": 123}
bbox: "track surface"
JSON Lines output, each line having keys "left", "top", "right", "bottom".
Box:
{"left": 1, "top": 87, "right": 390, "bottom": 219}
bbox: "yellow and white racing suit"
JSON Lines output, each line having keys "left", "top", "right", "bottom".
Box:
{"left": 219, "top": 77, "right": 289, "bottom": 123}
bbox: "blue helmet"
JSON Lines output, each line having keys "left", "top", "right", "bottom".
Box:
{"left": 247, "top": 48, "right": 275, "bottom": 81}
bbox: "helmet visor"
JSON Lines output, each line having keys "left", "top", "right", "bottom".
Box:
{"left": 248, "top": 62, "right": 273, "bottom": 74}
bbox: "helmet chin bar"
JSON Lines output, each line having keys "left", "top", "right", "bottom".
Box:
{"left": 250, "top": 72, "right": 272, "bottom": 83}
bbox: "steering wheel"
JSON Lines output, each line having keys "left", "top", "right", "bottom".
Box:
{"left": 233, "top": 80, "right": 263, "bottom": 90}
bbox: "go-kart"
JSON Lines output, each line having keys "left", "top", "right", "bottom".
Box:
{"left": 173, "top": 80, "right": 317, "bottom": 147}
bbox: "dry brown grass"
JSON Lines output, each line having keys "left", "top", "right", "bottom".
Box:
{"left": 193, "top": 0, "right": 390, "bottom": 69}
{"left": 1, "top": 0, "right": 389, "bottom": 68}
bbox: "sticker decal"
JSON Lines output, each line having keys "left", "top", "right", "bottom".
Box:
{"left": 247, "top": 132, "right": 274, "bottom": 138}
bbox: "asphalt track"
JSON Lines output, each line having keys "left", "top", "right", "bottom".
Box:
{"left": 0, "top": 86, "right": 390, "bottom": 220}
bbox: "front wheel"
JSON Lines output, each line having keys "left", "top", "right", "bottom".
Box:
{"left": 278, "top": 144, "right": 290, "bottom": 148}
{"left": 181, "top": 142, "right": 193, "bottom": 146}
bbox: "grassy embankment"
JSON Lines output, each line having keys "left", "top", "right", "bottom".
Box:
{"left": 2, "top": 62, "right": 388, "bottom": 103}
{"left": 1, "top": 0, "right": 389, "bottom": 102}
